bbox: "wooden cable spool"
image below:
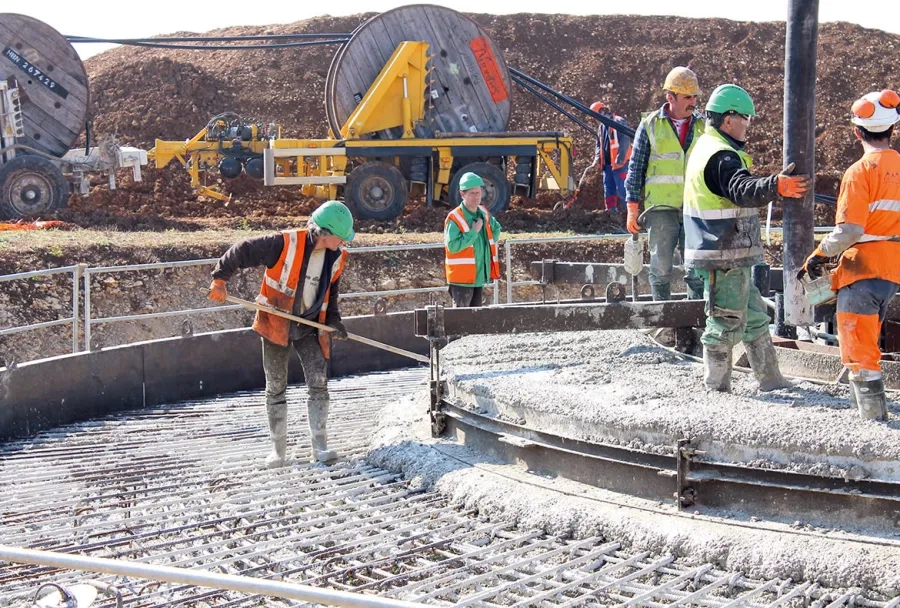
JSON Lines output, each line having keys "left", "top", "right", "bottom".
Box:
{"left": 0, "top": 13, "right": 89, "bottom": 158}
{"left": 324, "top": 4, "right": 512, "bottom": 140}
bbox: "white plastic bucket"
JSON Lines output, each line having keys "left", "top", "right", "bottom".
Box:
{"left": 802, "top": 275, "right": 837, "bottom": 306}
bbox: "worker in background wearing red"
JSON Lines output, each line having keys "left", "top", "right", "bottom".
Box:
{"left": 800, "top": 90, "right": 900, "bottom": 420}
{"left": 591, "top": 101, "right": 632, "bottom": 212}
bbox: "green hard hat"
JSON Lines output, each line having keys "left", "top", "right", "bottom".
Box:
{"left": 705, "top": 84, "right": 757, "bottom": 117}
{"left": 458, "top": 172, "right": 484, "bottom": 191}
{"left": 311, "top": 200, "right": 355, "bottom": 242}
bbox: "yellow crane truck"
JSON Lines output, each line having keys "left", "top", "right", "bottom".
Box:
{"left": 150, "top": 6, "right": 574, "bottom": 220}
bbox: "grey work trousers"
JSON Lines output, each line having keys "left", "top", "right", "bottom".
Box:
{"left": 262, "top": 334, "right": 329, "bottom": 410}
{"left": 642, "top": 209, "right": 704, "bottom": 300}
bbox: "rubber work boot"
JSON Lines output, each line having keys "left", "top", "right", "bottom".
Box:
{"left": 651, "top": 283, "right": 671, "bottom": 302}
{"left": 744, "top": 335, "right": 791, "bottom": 392}
{"left": 307, "top": 396, "right": 337, "bottom": 464}
{"left": 265, "top": 401, "right": 288, "bottom": 469}
{"left": 674, "top": 327, "right": 697, "bottom": 354}
{"left": 850, "top": 377, "right": 888, "bottom": 421}
{"left": 703, "top": 344, "right": 733, "bottom": 393}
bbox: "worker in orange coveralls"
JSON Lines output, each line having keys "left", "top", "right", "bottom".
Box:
{"left": 800, "top": 89, "right": 900, "bottom": 420}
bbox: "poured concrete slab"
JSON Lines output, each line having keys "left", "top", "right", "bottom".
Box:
{"left": 440, "top": 330, "right": 900, "bottom": 482}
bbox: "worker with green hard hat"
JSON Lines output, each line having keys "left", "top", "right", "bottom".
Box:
{"left": 682, "top": 83, "right": 811, "bottom": 393}
{"left": 444, "top": 171, "right": 502, "bottom": 307}
{"left": 208, "top": 200, "right": 355, "bottom": 468}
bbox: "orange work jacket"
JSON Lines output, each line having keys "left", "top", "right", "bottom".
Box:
{"left": 253, "top": 229, "right": 347, "bottom": 357}
{"left": 444, "top": 205, "right": 500, "bottom": 285}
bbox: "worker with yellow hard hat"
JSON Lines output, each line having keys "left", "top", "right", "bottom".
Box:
{"left": 623, "top": 66, "right": 706, "bottom": 350}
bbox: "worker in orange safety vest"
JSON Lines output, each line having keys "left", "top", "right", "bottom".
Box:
{"left": 591, "top": 101, "right": 632, "bottom": 212}
{"left": 208, "top": 201, "right": 355, "bottom": 467}
{"left": 444, "top": 172, "right": 501, "bottom": 307}
{"left": 799, "top": 89, "right": 900, "bottom": 420}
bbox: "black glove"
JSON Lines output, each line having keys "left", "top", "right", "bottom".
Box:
{"left": 797, "top": 251, "right": 830, "bottom": 281}
{"left": 327, "top": 319, "right": 348, "bottom": 340}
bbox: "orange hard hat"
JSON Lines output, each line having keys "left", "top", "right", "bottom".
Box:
{"left": 590, "top": 101, "right": 606, "bottom": 113}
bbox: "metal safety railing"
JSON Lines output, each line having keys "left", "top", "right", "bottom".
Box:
{"left": 0, "top": 228, "right": 838, "bottom": 362}
{"left": 0, "top": 264, "right": 84, "bottom": 355}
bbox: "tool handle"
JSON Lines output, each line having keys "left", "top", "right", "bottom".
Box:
{"left": 216, "top": 292, "right": 429, "bottom": 364}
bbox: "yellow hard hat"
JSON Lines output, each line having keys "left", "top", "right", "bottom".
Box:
{"left": 663, "top": 66, "right": 701, "bottom": 96}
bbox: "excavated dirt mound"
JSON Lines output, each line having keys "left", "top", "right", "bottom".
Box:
{"left": 73, "top": 13, "right": 898, "bottom": 231}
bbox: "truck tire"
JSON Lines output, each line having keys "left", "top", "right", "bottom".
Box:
{"left": 0, "top": 155, "right": 70, "bottom": 220}
{"left": 450, "top": 162, "right": 511, "bottom": 215}
{"left": 345, "top": 161, "right": 409, "bottom": 221}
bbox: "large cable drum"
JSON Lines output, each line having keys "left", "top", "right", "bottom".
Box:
{"left": 325, "top": 4, "right": 512, "bottom": 139}
{"left": 0, "top": 13, "right": 89, "bottom": 157}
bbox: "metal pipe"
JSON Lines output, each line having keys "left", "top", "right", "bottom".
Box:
{"left": 505, "top": 240, "right": 513, "bottom": 304}
{"left": 775, "top": 292, "right": 798, "bottom": 339}
{"left": 0, "top": 545, "right": 428, "bottom": 608}
{"left": 72, "top": 265, "right": 83, "bottom": 353}
{"left": 83, "top": 269, "right": 91, "bottom": 351}
{"left": 89, "top": 304, "right": 244, "bottom": 326}
{"left": 0, "top": 265, "right": 79, "bottom": 282}
{"left": 782, "top": 0, "right": 819, "bottom": 326}
{"left": 0, "top": 317, "right": 75, "bottom": 337}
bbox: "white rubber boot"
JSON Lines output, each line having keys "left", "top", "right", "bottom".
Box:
{"left": 307, "top": 396, "right": 337, "bottom": 464}
{"left": 744, "top": 334, "right": 791, "bottom": 392}
{"left": 703, "top": 343, "right": 733, "bottom": 393}
{"left": 850, "top": 370, "right": 888, "bottom": 421}
{"left": 265, "top": 401, "right": 288, "bottom": 469}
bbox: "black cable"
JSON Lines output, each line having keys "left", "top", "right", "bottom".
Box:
{"left": 510, "top": 67, "right": 636, "bottom": 139}
{"left": 511, "top": 75, "right": 597, "bottom": 138}
{"left": 66, "top": 33, "right": 352, "bottom": 43}
{"left": 67, "top": 38, "right": 349, "bottom": 50}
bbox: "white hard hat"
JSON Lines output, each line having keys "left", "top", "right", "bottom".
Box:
{"left": 851, "top": 89, "right": 900, "bottom": 132}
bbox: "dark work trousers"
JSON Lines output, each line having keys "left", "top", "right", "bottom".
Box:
{"left": 449, "top": 285, "right": 484, "bottom": 307}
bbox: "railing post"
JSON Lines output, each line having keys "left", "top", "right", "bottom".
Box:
{"left": 72, "top": 264, "right": 84, "bottom": 354}
{"left": 83, "top": 268, "right": 92, "bottom": 352}
{"left": 505, "top": 240, "right": 512, "bottom": 304}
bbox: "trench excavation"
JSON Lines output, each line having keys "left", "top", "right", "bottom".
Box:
{"left": 5, "top": 362, "right": 900, "bottom": 607}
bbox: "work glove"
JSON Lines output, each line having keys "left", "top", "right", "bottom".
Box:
{"left": 208, "top": 279, "right": 228, "bottom": 303}
{"left": 797, "top": 249, "right": 830, "bottom": 281}
{"left": 328, "top": 319, "right": 349, "bottom": 340}
{"left": 626, "top": 201, "right": 641, "bottom": 234}
{"left": 776, "top": 162, "right": 812, "bottom": 198}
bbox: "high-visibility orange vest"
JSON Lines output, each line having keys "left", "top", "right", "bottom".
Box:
{"left": 830, "top": 149, "right": 900, "bottom": 291}
{"left": 608, "top": 119, "right": 632, "bottom": 170}
{"left": 444, "top": 205, "right": 500, "bottom": 285}
{"left": 253, "top": 229, "right": 348, "bottom": 357}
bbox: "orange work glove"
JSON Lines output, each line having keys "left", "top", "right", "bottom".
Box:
{"left": 626, "top": 201, "right": 641, "bottom": 234}
{"left": 776, "top": 162, "right": 811, "bottom": 198}
{"left": 208, "top": 279, "right": 228, "bottom": 303}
